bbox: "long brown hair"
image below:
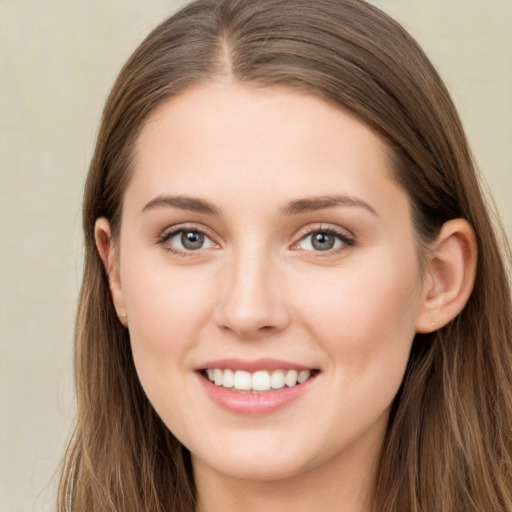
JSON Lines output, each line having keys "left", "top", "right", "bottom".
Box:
{"left": 58, "top": 1, "right": 512, "bottom": 510}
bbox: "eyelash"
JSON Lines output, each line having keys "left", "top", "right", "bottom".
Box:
{"left": 156, "top": 224, "right": 216, "bottom": 257}
{"left": 156, "top": 224, "right": 355, "bottom": 257}
{"left": 292, "top": 225, "right": 355, "bottom": 256}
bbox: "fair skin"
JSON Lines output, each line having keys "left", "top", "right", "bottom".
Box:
{"left": 96, "top": 82, "right": 476, "bottom": 512}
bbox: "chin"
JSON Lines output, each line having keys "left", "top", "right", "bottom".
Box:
{"left": 196, "top": 453, "right": 312, "bottom": 482}
{"left": 189, "top": 432, "right": 326, "bottom": 483}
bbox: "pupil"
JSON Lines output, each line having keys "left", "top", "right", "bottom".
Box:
{"left": 312, "top": 232, "right": 334, "bottom": 251}
{"left": 181, "top": 231, "right": 204, "bottom": 250}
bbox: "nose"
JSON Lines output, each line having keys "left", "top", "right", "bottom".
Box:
{"left": 213, "top": 247, "right": 290, "bottom": 339}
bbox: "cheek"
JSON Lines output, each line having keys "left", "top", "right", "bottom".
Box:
{"left": 120, "top": 256, "right": 216, "bottom": 365}
{"left": 294, "top": 252, "right": 421, "bottom": 376}
{"left": 290, "top": 255, "right": 421, "bottom": 451}
{"left": 119, "top": 259, "right": 219, "bottom": 429}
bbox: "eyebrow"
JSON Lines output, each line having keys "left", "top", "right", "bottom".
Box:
{"left": 141, "top": 193, "right": 377, "bottom": 217}
{"left": 141, "top": 195, "right": 221, "bottom": 215}
{"left": 282, "top": 195, "right": 378, "bottom": 216}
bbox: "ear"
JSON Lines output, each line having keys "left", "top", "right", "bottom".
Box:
{"left": 416, "top": 219, "right": 477, "bottom": 333}
{"left": 95, "top": 218, "right": 128, "bottom": 327}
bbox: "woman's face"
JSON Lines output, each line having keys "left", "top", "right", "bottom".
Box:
{"left": 109, "top": 82, "right": 429, "bottom": 482}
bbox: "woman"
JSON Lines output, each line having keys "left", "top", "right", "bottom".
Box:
{"left": 58, "top": 0, "right": 512, "bottom": 510}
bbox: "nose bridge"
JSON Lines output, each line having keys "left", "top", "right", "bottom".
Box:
{"left": 215, "top": 240, "right": 288, "bottom": 337}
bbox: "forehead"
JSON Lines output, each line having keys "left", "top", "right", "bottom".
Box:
{"left": 126, "top": 81, "right": 407, "bottom": 219}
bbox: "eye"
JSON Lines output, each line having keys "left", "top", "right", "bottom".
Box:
{"left": 295, "top": 228, "right": 353, "bottom": 253}
{"left": 161, "top": 228, "right": 216, "bottom": 253}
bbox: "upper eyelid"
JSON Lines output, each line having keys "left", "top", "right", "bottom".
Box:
{"left": 158, "top": 223, "right": 217, "bottom": 241}
{"left": 293, "top": 223, "right": 355, "bottom": 241}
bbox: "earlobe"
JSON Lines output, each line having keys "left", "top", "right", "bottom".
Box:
{"left": 94, "top": 218, "right": 128, "bottom": 326}
{"left": 416, "top": 219, "right": 477, "bottom": 333}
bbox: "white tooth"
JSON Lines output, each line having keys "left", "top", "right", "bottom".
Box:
{"left": 298, "top": 370, "right": 311, "bottom": 384}
{"left": 271, "top": 370, "right": 285, "bottom": 389}
{"left": 207, "top": 369, "right": 214, "bottom": 381}
{"left": 222, "top": 369, "right": 234, "bottom": 388}
{"left": 214, "top": 368, "right": 223, "bottom": 386}
{"left": 234, "top": 370, "right": 252, "bottom": 390}
{"left": 252, "top": 371, "right": 271, "bottom": 391}
{"left": 285, "top": 369, "right": 298, "bottom": 387}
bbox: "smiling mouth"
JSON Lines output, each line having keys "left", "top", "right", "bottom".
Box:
{"left": 201, "top": 368, "right": 319, "bottom": 393}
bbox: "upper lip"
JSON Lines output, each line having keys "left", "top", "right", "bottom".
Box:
{"left": 197, "top": 358, "right": 317, "bottom": 372}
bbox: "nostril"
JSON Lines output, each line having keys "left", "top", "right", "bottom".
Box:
{"left": 213, "top": 272, "right": 291, "bottom": 337}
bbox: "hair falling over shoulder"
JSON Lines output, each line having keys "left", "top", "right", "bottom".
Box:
{"left": 58, "top": 0, "right": 512, "bottom": 510}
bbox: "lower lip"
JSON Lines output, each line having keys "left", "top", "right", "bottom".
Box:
{"left": 197, "top": 373, "right": 317, "bottom": 416}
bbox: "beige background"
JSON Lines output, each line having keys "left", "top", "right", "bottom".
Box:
{"left": 1, "top": 1, "right": 511, "bottom": 511}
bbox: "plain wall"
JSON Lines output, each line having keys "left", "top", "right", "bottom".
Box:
{"left": 0, "top": 1, "right": 510, "bottom": 511}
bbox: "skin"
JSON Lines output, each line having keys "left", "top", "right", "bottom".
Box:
{"left": 96, "top": 81, "right": 477, "bottom": 512}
